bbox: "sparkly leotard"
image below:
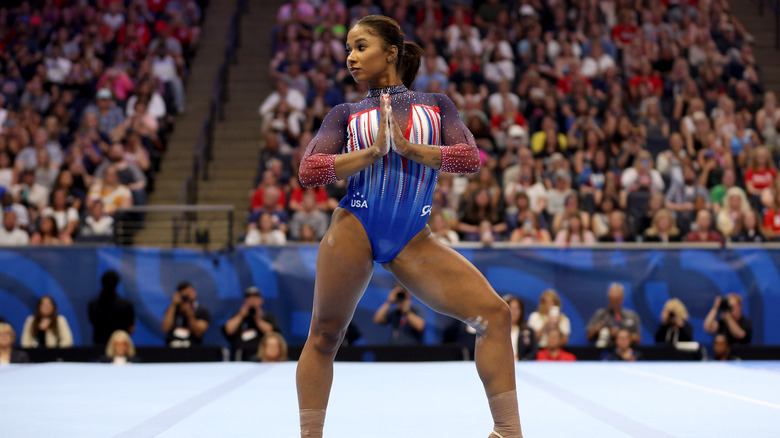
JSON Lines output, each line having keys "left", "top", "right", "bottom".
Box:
{"left": 299, "top": 85, "right": 478, "bottom": 263}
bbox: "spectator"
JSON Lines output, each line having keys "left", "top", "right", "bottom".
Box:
{"left": 245, "top": 212, "right": 287, "bottom": 246}
{"left": 508, "top": 210, "right": 551, "bottom": 244}
{"left": 503, "top": 295, "right": 537, "bottom": 361}
{"left": 602, "top": 329, "right": 642, "bottom": 361}
{"left": 80, "top": 199, "right": 115, "bottom": 238}
{"left": 10, "top": 169, "right": 49, "bottom": 211}
{"left": 591, "top": 196, "right": 618, "bottom": 238}
{"left": 94, "top": 144, "right": 148, "bottom": 205}
{"left": 289, "top": 191, "right": 329, "bottom": 241}
{"left": 151, "top": 46, "right": 186, "bottom": 114}
{"left": 551, "top": 194, "right": 590, "bottom": 236}
{"left": 545, "top": 169, "right": 575, "bottom": 220}
{"left": 223, "top": 286, "right": 281, "bottom": 361}
{"left": 457, "top": 188, "right": 506, "bottom": 241}
{"left": 86, "top": 166, "right": 134, "bottom": 215}
{"left": 161, "top": 281, "right": 210, "bottom": 348}
{"left": 554, "top": 212, "right": 595, "bottom": 246}
{"left": 373, "top": 284, "right": 425, "bottom": 345}
{"left": 42, "top": 189, "right": 80, "bottom": 239}
{"left": 429, "top": 211, "right": 460, "bottom": 245}
{"left": 0, "top": 323, "right": 29, "bottom": 365}
{"left": 704, "top": 294, "right": 752, "bottom": 345}
{"left": 655, "top": 298, "right": 694, "bottom": 345}
{"left": 586, "top": 283, "right": 641, "bottom": 347}
{"left": 30, "top": 216, "right": 72, "bottom": 246}
{"left": 642, "top": 209, "right": 681, "bottom": 243}
{"left": 535, "top": 328, "right": 576, "bottom": 362}
{"left": 666, "top": 163, "right": 710, "bottom": 232}
{"left": 716, "top": 187, "right": 752, "bottom": 238}
{"left": 0, "top": 151, "right": 13, "bottom": 189}
{"left": 100, "top": 330, "right": 139, "bottom": 365}
{"left": 598, "top": 210, "right": 633, "bottom": 243}
{"left": 88, "top": 270, "right": 135, "bottom": 345}
{"left": 21, "top": 295, "right": 74, "bottom": 348}
{"left": 255, "top": 332, "right": 289, "bottom": 363}
{"left": 0, "top": 210, "right": 29, "bottom": 246}
{"left": 711, "top": 334, "right": 740, "bottom": 361}
{"left": 621, "top": 150, "right": 665, "bottom": 195}
{"left": 685, "top": 209, "right": 724, "bottom": 244}
{"left": 710, "top": 168, "right": 738, "bottom": 212}
{"left": 527, "top": 289, "right": 571, "bottom": 348}
{"left": 744, "top": 147, "right": 776, "bottom": 202}
{"left": 731, "top": 209, "right": 767, "bottom": 243}
{"left": 84, "top": 89, "right": 126, "bottom": 136}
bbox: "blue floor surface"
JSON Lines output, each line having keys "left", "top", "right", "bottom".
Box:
{"left": 1, "top": 361, "right": 778, "bottom": 437}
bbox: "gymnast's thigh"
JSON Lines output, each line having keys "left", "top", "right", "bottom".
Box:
{"left": 311, "top": 208, "right": 375, "bottom": 326}
{"left": 383, "top": 228, "right": 502, "bottom": 323}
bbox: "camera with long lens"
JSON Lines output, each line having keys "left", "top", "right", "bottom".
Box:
{"left": 395, "top": 291, "right": 407, "bottom": 302}
{"left": 718, "top": 297, "right": 731, "bottom": 312}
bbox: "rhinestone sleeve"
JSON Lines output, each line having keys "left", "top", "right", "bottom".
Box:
{"left": 440, "top": 144, "right": 480, "bottom": 174}
{"left": 299, "top": 153, "right": 338, "bottom": 187}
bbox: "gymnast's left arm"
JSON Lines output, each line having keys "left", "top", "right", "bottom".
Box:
{"left": 391, "top": 93, "right": 480, "bottom": 173}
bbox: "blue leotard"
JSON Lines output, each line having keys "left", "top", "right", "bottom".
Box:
{"left": 299, "top": 85, "right": 478, "bottom": 263}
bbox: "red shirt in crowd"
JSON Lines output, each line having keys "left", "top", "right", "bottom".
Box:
{"left": 685, "top": 230, "right": 724, "bottom": 244}
{"left": 611, "top": 23, "right": 638, "bottom": 45}
{"left": 629, "top": 74, "right": 664, "bottom": 95}
{"left": 536, "top": 349, "right": 577, "bottom": 361}
{"left": 147, "top": 0, "right": 169, "bottom": 14}
{"left": 745, "top": 168, "right": 776, "bottom": 191}
{"left": 763, "top": 209, "right": 780, "bottom": 233}
{"left": 251, "top": 186, "right": 287, "bottom": 211}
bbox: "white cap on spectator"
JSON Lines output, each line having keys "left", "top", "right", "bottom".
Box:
{"left": 508, "top": 124, "right": 528, "bottom": 143}
{"left": 96, "top": 88, "right": 113, "bottom": 100}
{"left": 520, "top": 5, "right": 536, "bottom": 17}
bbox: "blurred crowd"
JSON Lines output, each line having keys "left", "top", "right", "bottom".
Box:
{"left": 249, "top": 0, "right": 780, "bottom": 247}
{"left": 0, "top": 0, "right": 204, "bottom": 246}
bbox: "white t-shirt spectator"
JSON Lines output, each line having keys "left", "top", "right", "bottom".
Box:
{"left": 0, "top": 227, "right": 29, "bottom": 246}
{"left": 103, "top": 12, "right": 125, "bottom": 30}
{"left": 527, "top": 311, "right": 572, "bottom": 348}
{"left": 245, "top": 229, "right": 287, "bottom": 246}
{"left": 259, "top": 89, "right": 306, "bottom": 117}
{"left": 82, "top": 215, "right": 114, "bottom": 236}
{"left": 42, "top": 207, "right": 79, "bottom": 233}
{"left": 45, "top": 56, "right": 73, "bottom": 84}
{"left": 580, "top": 54, "right": 615, "bottom": 79}
{"left": 126, "top": 93, "right": 167, "bottom": 119}
{"left": 152, "top": 55, "right": 179, "bottom": 82}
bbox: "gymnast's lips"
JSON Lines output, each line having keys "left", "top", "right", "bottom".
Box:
{"left": 349, "top": 67, "right": 361, "bottom": 73}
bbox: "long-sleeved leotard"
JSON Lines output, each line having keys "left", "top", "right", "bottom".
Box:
{"left": 299, "top": 85, "right": 479, "bottom": 263}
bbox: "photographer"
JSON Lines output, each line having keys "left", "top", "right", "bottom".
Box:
{"left": 586, "top": 283, "right": 641, "bottom": 348}
{"left": 654, "top": 298, "right": 693, "bottom": 345}
{"left": 161, "top": 281, "right": 210, "bottom": 348}
{"left": 222, "top": 286, "right": 281, "bottom": 361}
{"left": 704, "top": 293, "right": 752, "bottom": 345}
{"left": 373, "top": 284, "right": 426, "bottom": 345}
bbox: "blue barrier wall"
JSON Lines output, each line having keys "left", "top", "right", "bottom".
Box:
{"left": 0, "top": 246, "right": 778, "bottom": 347}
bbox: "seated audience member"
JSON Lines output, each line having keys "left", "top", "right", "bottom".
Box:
{"left": 527, "top": 289, "right": 571, "bottom": 348}
{"left": 716, "top": 188, "right": 752, "bottom": 238}
{"left": 245, "top": 212, "right": 287, "bottom": 245}
{"left": 536, "top": 328, "right": 576, "bottom": 361}
{"left": 100, "top": 330, "right": 139, "bottom": 365}
{"left": 289, "top": 191, "right": 329, "bottom": 241}
{"left": 731, "top": 209, "right": 767, "bottom": 243}
{"left": 429, "top": 211, "right": 460, "bottom": 245}
{"left": 298, "top": 223, "right": 319, "bottom": 242}
{"left": 42, "top": 189, "right": 80, "bottom": 239}
{"left": 86, "top": 166, "right": 133, "bottom": 215}
{"left": 88, "top": 270, "right": 135, "bottom": 345}
{"left": 30, "top": 215, "right": 72, "bottom": 246}
{"left": 554, "top": 212, "right": 596, "bottom": 246}
{"left": 161, "top": 281, "right": 210, "bottom": 348}
{"left": 685, "top": 209, "right": 724, "bottom": 244}
{"left": 711, "top": 334, "right": 740, "bottom": 361}
{"left": 642, "top": 209, "right": 681, "bottom": 242}
{"left": 0, "top": 210, "right": 29, "bottom": 246}
{"left": 504, "top": 295, "right": 537, "bottom": 361}
{"left": 509, "top": 210, "right": 551, "bottom": 244}
{"left": 80, "top": 200, "right": 115, "bottom": 238}
{"left": 373, "top": 284, "right": 425, "bottom": 345}
{"left": 255, "top": 332, "right": 288, "bottom": 363}
{"left": 586, "top": 283, "right": 641, "bottom": 347}
{"left": 223, "top": 286, "right": 281, "bottom": 361}
{"left": 602, "top": 329, "right": 642, "bottom": 361}
{"left": 654, "top": 298, "right": 694, "bottom": 344}
{"left": 704, "top": 293, "right": 752, "bottom": 345}
{"left": 0, "top": 323, "right": 29, "bottom": 365}
{"left": 597, "top": 210, "right": 634, "bottom": 243}
{"left": 21, "top": 295, "right": 74, "bottom": 348}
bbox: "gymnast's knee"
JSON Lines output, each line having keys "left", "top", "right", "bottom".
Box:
{"left": 484, "top": 297, "right": 512, "bottom": 336}
{"left": 308, "top": 319, "right": 347, "bottom": 356}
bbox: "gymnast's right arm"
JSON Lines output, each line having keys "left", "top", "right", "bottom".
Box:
{"left": 299, "top": 103, "right": 390, "bottom": 187}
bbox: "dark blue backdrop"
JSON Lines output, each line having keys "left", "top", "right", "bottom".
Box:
{"left": 0, "top": 246, "right": 777, "bottom": 347}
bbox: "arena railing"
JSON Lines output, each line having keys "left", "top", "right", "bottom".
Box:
{"left": 114, "top": 204, "right": 234, "bottom": 249}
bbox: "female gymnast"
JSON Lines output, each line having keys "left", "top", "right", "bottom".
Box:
{"left": 296, "top": 15, "right": 523, "bottom": 438}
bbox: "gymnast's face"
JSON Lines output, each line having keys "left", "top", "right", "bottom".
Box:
{"left": 345, "top": 25, "right": 397, "bottom": 85}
